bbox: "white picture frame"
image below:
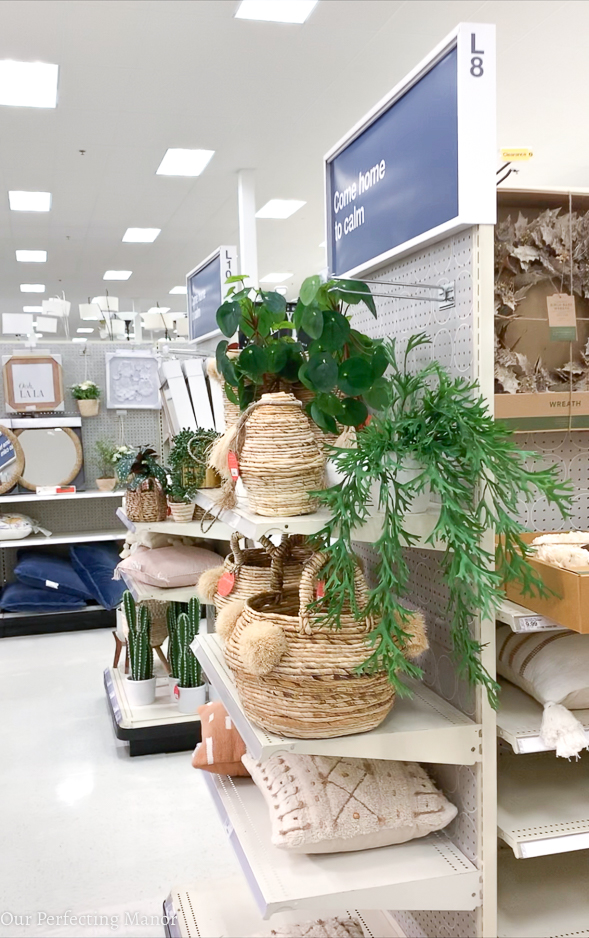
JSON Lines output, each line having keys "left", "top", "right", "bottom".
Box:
{"left": 105, "top": 352, "right": 161, "bottom": 410}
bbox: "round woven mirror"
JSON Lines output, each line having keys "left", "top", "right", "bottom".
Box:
{"left": 0, "top": 426, "right": 25, "bottom": 495}
{"left": 16, "top": 427, "right": 83, "bottom": 491}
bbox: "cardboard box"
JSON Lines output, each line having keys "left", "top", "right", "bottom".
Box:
{"left": 502, "top": 531, "right": 589, "bottom": 634}
{"left": 495, "top": 391, "right": 589, "bottom": 431}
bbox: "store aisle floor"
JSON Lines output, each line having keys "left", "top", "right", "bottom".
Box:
{"left": 0, "top": 629, "right": 238, "bottom": 937}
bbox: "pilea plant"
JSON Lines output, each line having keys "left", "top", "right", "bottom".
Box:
{"left": 313, "top": 333, "right": 573, "bottom": 708}
{"left": 123, "top": 591, "right": 153, "bottom": 682}
{"left": 177, "top": 598, "right": 202, "bottom": 688}
{"left": 215, "top": 274, "right": 387, "bottom": 431}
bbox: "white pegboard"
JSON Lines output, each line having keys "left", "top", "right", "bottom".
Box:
{"left": 512, "top": 431, "right": 589, "bottom": 531}
{"left": 392, "top": 911, "right": 478, "bottom": 938}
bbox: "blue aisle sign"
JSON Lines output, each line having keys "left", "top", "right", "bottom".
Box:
{"left": 187, "top": 246, "right": 237, "bottom": 341}
{"left": 325, "top": 24, "right": 496, "bottom": 276}
{"left": 0, "top": 433, "right": 16, "bottom": 472}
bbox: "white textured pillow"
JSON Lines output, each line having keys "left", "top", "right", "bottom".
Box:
{"left": 115, "top": 544, "right": 221, "bottom": 588}
{"left": 243, "top": 752, "right": 457, "bottom": 854}
{"left": 497, "top": 624, "right": 589, "bottom": 709}
{"left": 251, "top": 918, "right": 362, "bottom": 938}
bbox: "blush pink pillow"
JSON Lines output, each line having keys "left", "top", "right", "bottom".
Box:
{"left": 116, "top": 545, "right": 222, "bottom": 588}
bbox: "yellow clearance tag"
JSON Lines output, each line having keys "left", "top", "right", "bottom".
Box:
{"left": 501, "top": 148, "right": 533, "bottom": 161}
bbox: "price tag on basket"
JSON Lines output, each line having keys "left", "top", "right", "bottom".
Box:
{"left": 217, "top": 571, "right": 236, "bottom": 596}
{"left": 227, "top": 451, "right": 240, "bottom": 481}
{"left": 316, "top": 580, "right": 325, "bottom": 599}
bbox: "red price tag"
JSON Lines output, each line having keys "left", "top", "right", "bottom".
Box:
{"left": 316, "top": 580, "right": 325, "bottom": 599}
{"left": 173, "top": 684, "right": 180, "bottom": 699}
{"left": 217, "top": 571, "right": 236, "bottom": 597}
{"left": 228, "top": 451, "right": 240, "bottom": 481}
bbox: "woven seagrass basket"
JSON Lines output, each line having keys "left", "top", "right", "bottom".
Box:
{"left": 223, "top": 552, "right": 399, "bottom": 739}
{"left": 214, "top": 533, "right": 312, "bottom": 612}
{"left": 126, "top": 478, "right": 167, "bottom": 522}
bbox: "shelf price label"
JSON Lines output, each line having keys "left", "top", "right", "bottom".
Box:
{"left": 547, "top": 294, "right": 577, "bottom": 342}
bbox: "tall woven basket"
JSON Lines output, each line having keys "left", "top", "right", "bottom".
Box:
{"left": 222, "top": 553, "right": 410, "bottom": 739}
{"left": 234, "top": 392, "right": 325, "bottom": 517}
{"left": 125, "top": 478, "right": 168, "bottom": 522}
{"left": 212, "top": 532, "right": 312, "bottom": 612}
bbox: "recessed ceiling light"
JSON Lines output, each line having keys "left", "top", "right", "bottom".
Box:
{"left": 147, "top": 306, "right": 171, "bottom": 315}
{"left": 275, "top": 286, "right": 288, "bottom": 295}
{"left": 0, "top": 60, "right": 58, "bottom": 108}
{"left": 235, "top": 1, "right": 318, "bottom": 23}
{"left": 156, "top": 148, "right": 215, "bottom": 177}
{"left": 77, "top": 328, "right": 94, "bottom": 334}
{"left": 256, "top": 199, "right": 306, "bottom": 219}
{"left": 260, "top": 272, "right": 293, "bottom": 283}
{"left": 9, "top": 191, "right": 51, "bottom": 212}
{"left": 169, "top": 285, "right": 187, "bottom": 295}
{"left": 122, "top": 227, "right": 161, "bottom": 243}
{"left": 23, "top": 305, "right": 43, "bottom": 312}
{"left": 16, "top": 249, "right": 47, "bottom": 263}
{"left": 72, "top": 337, "right": 87, "bottom": 343}
{"left": 20, "top": 283, "right": 45, "bottom": 293}
{"left": 103, "top": 270, "right": 132, "bottom": 281}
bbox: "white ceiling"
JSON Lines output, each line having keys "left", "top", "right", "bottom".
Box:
{"left": 0, "top": 0, "right": 588, "bottom": 334}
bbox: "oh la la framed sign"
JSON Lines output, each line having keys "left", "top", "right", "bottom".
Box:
{"left": 3, "top": 354, "right": 65, "bottom": 413}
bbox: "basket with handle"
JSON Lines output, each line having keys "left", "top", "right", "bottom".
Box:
{"left": 222, "top": 552, "right": 427, "bottom": 739}
{"left": 125, "top": 477, "right": 167, "bottom": 522}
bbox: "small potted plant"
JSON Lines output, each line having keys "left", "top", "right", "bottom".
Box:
{"left": 71, "top": 380, "right": 101, "bottom": 417}
{"left": 123, "top": 591, "right": 156, "bottom": 706}
{"left": 166, "top": 602, "right": 182, "bottom": 699}
{"left": 169, "top": 428, "right": 220, "bottom": 491}
{"left": 167, "top": 470, "right": 195, "bottom": 523}
{"left": 94, "top": 440, "right": 119, "bottom": 491}
{"left": 175, "top": 598, "right": 206, "bottom": 712}
{"left": 116, "top": 445, "right": 169, "bottom": 522}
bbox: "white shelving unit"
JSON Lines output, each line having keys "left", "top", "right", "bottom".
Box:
{"left": 0, "top": 489, "right": 124, "bottom": 505}
{"left": 116, "top": 508, "right": 232, "bottom": 542}
{"left": 193, "top": 633, "right": 482, "bottom": 765}
{"left": 498, "top": 849, "right": 589, "bottom": 938}
{"left": 203, "top": 773, "right": 480, "bottom": 918}
{"left": 497, "top": 680, "right": 589, "bottom": 754}
{"left": 0, "top": 529, "right": 125, "bottom": 549}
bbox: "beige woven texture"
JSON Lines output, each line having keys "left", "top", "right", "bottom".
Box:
{"left": 224, "top": 552, "right": 396, "bottom": 739}
{"left": 214, "top": 533, "right": 312, "bottom": 612}
{"left": 126, "top": 478, "right": 167, "bottom": 522}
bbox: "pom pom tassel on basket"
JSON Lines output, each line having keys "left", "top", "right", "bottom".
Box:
{"left": 221, "top": 551, "right": 428, "bottom": 739}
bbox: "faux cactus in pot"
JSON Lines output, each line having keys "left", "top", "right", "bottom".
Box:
{"left": 123, "top": 590, "right": 156, "bottom": 706}
{"left": 175, "top": 597, "right": 205, "bottom": 713}
{"left": 166, "top": 601, "right": 183, "bottom": 681}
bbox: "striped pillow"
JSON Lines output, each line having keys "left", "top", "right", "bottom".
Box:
{"left": 497, "top": 625, "right": 589, "bottom": 709}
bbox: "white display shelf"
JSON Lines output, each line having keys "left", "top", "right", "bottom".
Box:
{"left": 0, "top": 529, "right": 126, "bottom": 549}
{"left": 498, "top": 848, "right": 589, "bottom": 938}
{"left": 119, "top": 570, "right": 204, "bottom": 605}
{"left": 104, "top": 666, "right": 200, "bottom": 730}
{"left": 0, "top": 489, "right": 124, "bottom": 505}
{"left": 192, "top": 633, "right": 481, "bottom": 764}
{"left": 0, "top": 604, "right": 105, "bottom": 620}
{"left": 116, "top": 508, "right": 232, "bottom": 542}
{"left": 163, "top": 879, "right": 391, "bottom": 938}
{"left": 194, "top": 489, "right": 442, "bottom": 546}
{"left": 498, "top": 752, "right": 589, "bottom": 858}
{"left": 497, "top": 680, "right": 589, "bottom": 754}
{"left": 203, "top": 773, "right": 481, "bottom": 917}
{"left": 496, "top": 598, "right": 567, "bottom": 633}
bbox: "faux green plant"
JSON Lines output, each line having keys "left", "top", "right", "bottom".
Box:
{"left": 168, "top": 428, "right": 219, "bottom": 501}
{"left": 123, "top": 591, "right": 153, "bottom": 682}
{"left": 166, "top": 601, "right": 183, "bottom": 680}
{"left": 215, "top": 274, "right": 386, "bottom": 431}
{"left": 95, "top": 440, "right": 118, "bottom": 479}
{"left": 70, "top": 380, "right": 101, "bottom": 400}
{"left": 116, "top": 445, "right": 169, "bottom": 492}
{"left": 177, "top": 598, "right": 202, "bottom": 688}
{"left": 313, "top": 333, "right": 573, "bottom": 708}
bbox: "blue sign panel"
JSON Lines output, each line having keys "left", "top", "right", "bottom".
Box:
{"left": 327, "top": 48, "right": 458, "bottom": 276}
{"left": 187, "top": 254, "right": 222, "bottom": 342}
{"left": 0, "top": 433, "right": 16, "bottom": 473}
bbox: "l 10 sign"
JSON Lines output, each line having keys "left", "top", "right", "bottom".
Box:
{"left": 187, "top": 246, "right": 237, "bottom": 342}
{"left": 325, "top": 23, "right": 496, "bottom": 277}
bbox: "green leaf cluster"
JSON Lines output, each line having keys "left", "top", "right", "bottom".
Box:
{"left": 117, "top": 445, "right": 169, "bottom": 493}
{"left": 168, "top": 428, "right": 219, "bottom": 502}
{"left": 312, "top": 333, "right": 573, "bottom": 709}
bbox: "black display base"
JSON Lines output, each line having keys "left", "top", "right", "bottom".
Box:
{"left": 0, "top": 608, "right": 115, "bottom": 638}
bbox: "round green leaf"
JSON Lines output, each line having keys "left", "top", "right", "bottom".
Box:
{"left": 338, "top": 397, "right": 368, "bottom": 427}
{"left": 297, "top": 361, "right": 315, "bottom": 391}
{"left": 363, "top": 377, "right": 390, "bottom": 411}
{"left": 238, "top": 345, "right": 268, "bottom": 383}
{"left": 256, "top": 307, "right": 274, "bottom": 338}
{"left": 237, "top": 380, "right": 254, "bottom": 409}
{"left": 306, "top": 352, "right": 338, "bottom": 393}
{"left": 301, "top": 306, "right": 324, "bottom": 340}
{"left": 266, "top": 343, "right": 289, "bottom": 374}
{"left": 216, "top": 300, "right": 241, "bottom": 338}
{"left": 310, "top": 401, "right": 338, "bottom": 434}
{"left": 300, "top": 275, "right": 321, "bottom": 306}
{"left": 281, "top": 350, "right": 305, "bottom": 382}
{"left": 316, "top": 392, "right": 343, "bottom": 417}
{"left": 371, "top": 343, "right": 389, "bottom": 378}
{"left": 224, "top": 383, "right": 239, "bottom": 406}
{"left": 338, "top": 357, "right": 373, "bottom": 396}
{"left": 216, "top": 340, "right": 228, "bottom": 374}
{"left": 263, "top": 291, "right": 287, "bottom": 316}
{"left": 320, "top": 310, "right": 351, "bottom": 351}
{"left": 331, "top": 279, "right": 377, "bottom": 318}
{"left": 225, "top": 274, "right": 248, "bottom": 284}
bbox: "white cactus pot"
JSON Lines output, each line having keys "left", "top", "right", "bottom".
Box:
{"left": 176, "top": 684, "right": 206, "bottom": 714}
{"left": 125, "top": 676, "right": 156, "bottom": 707}
{"left": 168, "top": 675, "right": 179, "bottom": 701}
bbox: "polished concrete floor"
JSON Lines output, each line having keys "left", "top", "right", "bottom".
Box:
{"left": 0, "top": 628, "right": 238, "bottom": 937}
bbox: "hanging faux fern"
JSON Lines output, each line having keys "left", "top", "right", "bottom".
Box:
{"left": 313, "top": 334, "right": 573, "bottom": 708}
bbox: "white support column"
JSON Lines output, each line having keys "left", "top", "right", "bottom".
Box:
{"left": 237, "top": 169, "right": 259, "bottom": 288}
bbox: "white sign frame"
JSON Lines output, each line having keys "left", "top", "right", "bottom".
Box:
{"left": 105, "top": 351, "right": 161, "bottom": 410}
{"left": 324, "top": 22, "right": 496, "bottom": 278}
{"left": 186, "top": 245, "right": 238, "bottom": 344}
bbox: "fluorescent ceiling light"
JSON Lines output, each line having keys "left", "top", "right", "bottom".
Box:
{"left": 260, "top": 272, "right": 293, "bottom": 283}
{"left": 23, "top": 305, "right": 43, "bottom": 312}
{"left": 0, "top": 60, "right": 58, "bottom": 108}
{"left": 9, "top": 190, "right": 51, "bottom": 212}
{"left": 147, "top": 306, "right": 171, "bottom": 315}
{"left": 122, "top": 227, "right": 161, "bottom": 243}
{"left": 256, "top": 199, "right": 305, "bottom": 219}
{"left": 16, "top": 249, "right": 47, "bottom": 263}
{"left": 77, "top": 328, "right": 94, "bottom": 334}
{"left": 169, "top": 285, "right": 187, "bottom": 295}
{"left": 156, "top": 148, "right": 215, "bottom": 177}
{"left": 103, "top": 270, "right": 132, "bottom": 281}
{"left": 235, "top": 1, "right": 318, "bottom": 23}
{"left": 275, "top": 286, "right": 288, "bottom": 295}
{"left": 72, "top": 337, "right": 87, "bottom": 343}
{"left": 20, "top": 283, "right": 45, "bottom": 293}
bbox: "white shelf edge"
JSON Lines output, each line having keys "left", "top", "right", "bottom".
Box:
{"left": 0, "top": 529, "right": 126, "bottom": 549}
{"left": 116, "top": 509, "right": 232, "bottom": 542}
{"left": 497, "top": 598, "right": 567, "bottom": 633}
{"left": 497, "top": 680, "right": 589, "bottom": 754}
{"left": 0, "top": 489, "right": 125, "bottom": 504}
{"left": 193, "top": 633, "right": 482, "bottom": 764}
{"left": 104, "top": 667, "right": 200, "bottom": 730}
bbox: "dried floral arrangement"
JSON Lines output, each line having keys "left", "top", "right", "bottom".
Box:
{"left": 495, "top": 208, "right": 589, "bottom": 394}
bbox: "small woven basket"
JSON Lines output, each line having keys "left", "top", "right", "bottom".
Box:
{"left": 169, "top": 501, "right": 195, "bottom": 523}
{"left": 223, "top": 552, "right": 396, "bottom": 739}
{"left": 126, "top": 478, "right": 167, "bottom": 522}
{"left": 236, "top": 392, "right": 325, "bottom": 517}
{"left": 214, "top": 533, "right": 312, "bottom": 612}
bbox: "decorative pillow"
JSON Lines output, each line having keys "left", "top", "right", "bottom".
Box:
{"left": 251, "top": 918, "right": 363, "bottom": 938}
{"left": 242, "top": 753, "right": 457, "bottom": 854}
{"left": 497, "top": 624, "right": 589, "bottom": 758}
{"left": 0, "top": 514, "right": 33, "bottom": 539}
{"left": 115, "top": 544, "right": 222, "bottom": 589}
{"left": 0, "top": 582, "right": 87, "bottom": 612}
{"left": 191, "top": 701, "right": 250, "bottom": 776}
{"left": 15, "top": 549, "right": 95, "bottom": 601}
{"left": 70, "top": 543, "right": 126, "bottom": 610}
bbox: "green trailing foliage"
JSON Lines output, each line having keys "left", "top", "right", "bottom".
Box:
{"left": 177, "top": 597, "right": 202, "bottom": 688}
{"left": 313, "top": 333, "right": 573, "bottom": 709}
{"left": 123, "top": 591, "right": 153, "bottom": 682}
{"left": 215, "top": 273, "right": 386, "bottom": 431}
